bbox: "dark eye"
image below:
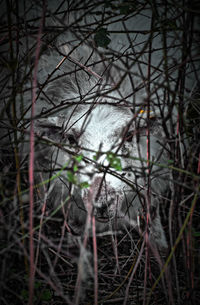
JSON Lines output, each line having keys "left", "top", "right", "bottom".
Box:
{"left": 67, "top": 134, "right": 77, "bottom": 145}
{"left": 36, "top": 124, "right": 62, "bottom": 139}
{"left": 125, "top": 131, "right": 134, "bottom": 142}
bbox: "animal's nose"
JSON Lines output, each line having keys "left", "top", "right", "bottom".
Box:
{"left": 94, "top": 204, "right": 109, "bottom": 220}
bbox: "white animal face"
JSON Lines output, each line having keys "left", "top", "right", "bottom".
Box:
{"left": 34, "top": 101, "right": 168, "bottom": 248}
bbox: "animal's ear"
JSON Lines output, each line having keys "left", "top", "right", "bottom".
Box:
{"left": 133, "top": 108, "right": 163, "bottom": 134}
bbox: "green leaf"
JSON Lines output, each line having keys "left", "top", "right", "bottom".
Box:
{"left": 79, "top": 181, "right": 90, "bottom": 189}
{"left": 41, "top": 289, "right": 52, "bottom": 301}
{"left": 73, "top": 164, "right": 78, "bottom": 172}
{"left": 193, "top": 231, "right": 200, "bottom": 237}
{"left": 67, "top": 171, "right": 77, "bottom": 184}
{"left": 74, "top": 155, "right": 83, "bottom": 163}
{"left": 119, "top": 1, "right": 139, "bottom": 15}
{"left": 119, "top": 3, "right": 130, "bottom": 14}
{"left": 106, "top": 152, "right": 122, "bottom": 171}
{"left": 21, "top": 289, "right": 29, "bottom": 300}
{"left": 93, "top": 154, "right": 97, "bottom": 161}
{"left": 94, "top": 28, "right": 111, "bottom": 48}
{"left": 34, "top": 281, "right": 41, "bottom": 289}
{"left": 107, "top": 153, "right": 113, "bottom": 161}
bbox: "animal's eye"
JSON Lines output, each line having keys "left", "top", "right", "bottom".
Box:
{"left": 125, "top": 131, "right": 134, "bottom": 142}
{"left": 36, "top": 123, "right": 62, "bottom": 140}
{"left": 67, "top": 134, "right": 78, "bottom": 145}
{"left": 46, "top": 126, "right": 62, "bottom": 135}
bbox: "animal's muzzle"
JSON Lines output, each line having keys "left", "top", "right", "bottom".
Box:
{"left": 83, "top": 176, "right": 123, "bottom": 222}
{"left": 93, "top": 204, "right": 110, "bottom": 222}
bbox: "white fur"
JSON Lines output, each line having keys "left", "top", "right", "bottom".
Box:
{"left": 33, "top": 101, "right": 169, "bottom": 248}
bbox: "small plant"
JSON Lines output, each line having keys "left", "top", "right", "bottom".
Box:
{"left": 106, "top": 152, "right": 122, "bottom": 171}
{"left": 94, "top": 28, "right": 111, "bottom": 48}
{"left": 21, "top": 280, "right": 53, "bottom": 303}
{"left": 67, "top": 154, "right": 90, "bottom": 188}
